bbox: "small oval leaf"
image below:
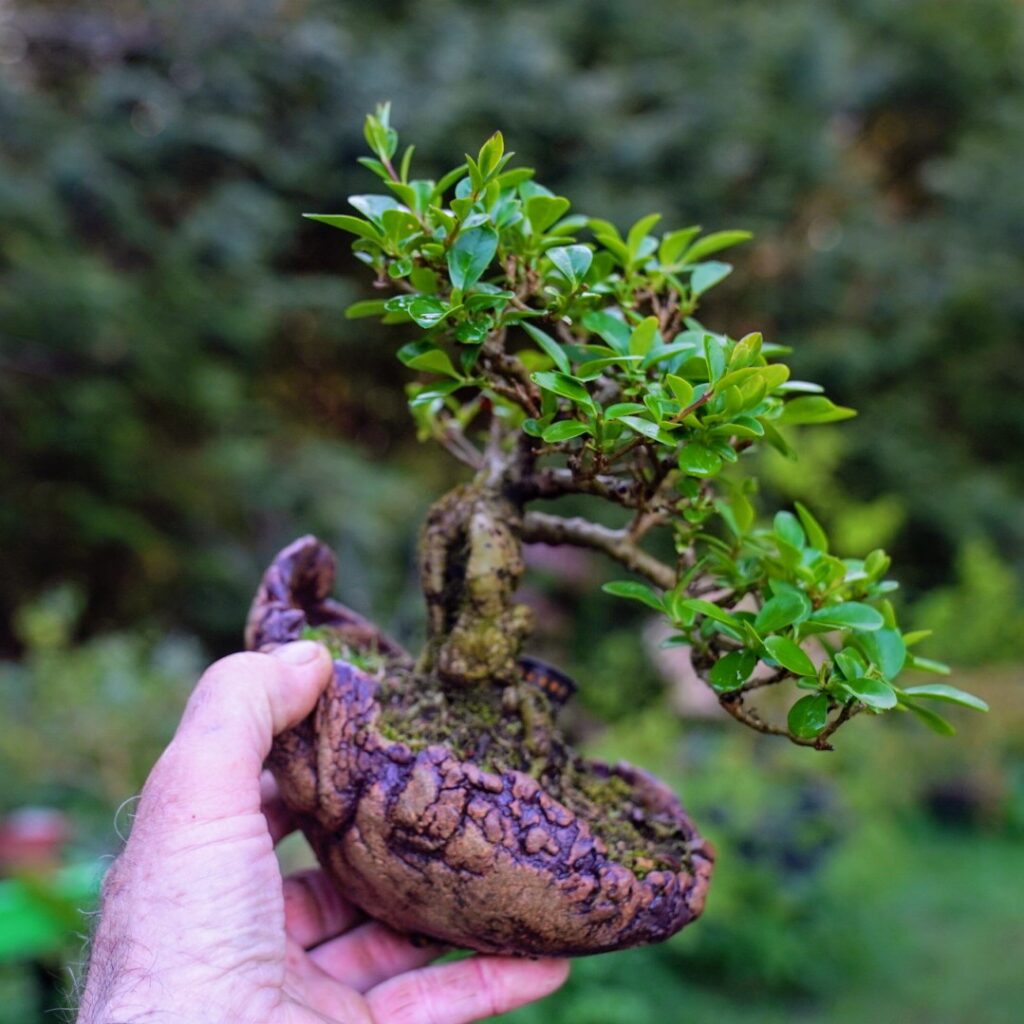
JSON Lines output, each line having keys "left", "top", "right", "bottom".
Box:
{"left": 810, "top": 602, "right": 884, "bottom": 631}
{"left": 764, "top": 636, "right": 817, "bottom": 677}
{"left": 901, "top": 684, "right": 989, "bottom": 713}
{"left": 788, "top": 693, "right": 830, "bottom": 739}
{"left": 709, "top": 650, "right": 757, "bottom": 693}
{"left": 602, "top": 580, "right": 665, "bottom": 612}
{"left": 842, "top": 676, "right": 898, "bottom": 710}
{"left": 541, "top": 420, "right": 591, "bottom": 443}
{"left": 754, "top": 591, "right": 812, "bottom": 634}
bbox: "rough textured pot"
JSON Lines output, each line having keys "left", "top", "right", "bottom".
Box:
{"left": 246, "top": 535, "right": 714, "bottom": 956}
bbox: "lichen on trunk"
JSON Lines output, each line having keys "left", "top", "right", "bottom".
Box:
{"left": 407, "top": 467, "right": 565, "bottom": 772}
{"left": 301, "top": 476, "right": 683, "bottom": 879}
{"left": 419, "top": 483, "right": 533, "bottom": 687}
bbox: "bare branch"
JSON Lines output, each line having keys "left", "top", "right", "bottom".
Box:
{"left": 815, "top": 700, "right": 863, "bottom": 747}
{"left": 521, "top": 511, "right": 677, "bottom": 590}
{"left": 716, "top": 690, "right": 863, "bottom": 751}
{"left": 435, "top": 423, "right": 484, "bottom": 470}
{"left": 521, "top": 468, "right": 638, "bottom": 507}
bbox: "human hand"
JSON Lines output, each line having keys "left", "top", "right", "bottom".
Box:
{"left": 77, "top": 641, "right": 569, "bottom": 1023}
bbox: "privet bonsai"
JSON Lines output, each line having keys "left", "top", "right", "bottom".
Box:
{"left": 245, "top": 105, "right": 987, "bottom": 956}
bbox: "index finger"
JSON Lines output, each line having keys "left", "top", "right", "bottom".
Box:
{"left": 365, "top": 955, "right": 570, "bottom": 1024}
{"left": 143, "top": 643, "right": 333, "bottom": 826}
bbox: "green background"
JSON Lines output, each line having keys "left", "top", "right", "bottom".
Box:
{"left": 1, "top": 1, "right": 1022, "bottom": 1020}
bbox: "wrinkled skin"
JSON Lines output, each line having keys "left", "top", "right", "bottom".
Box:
{"left": 247, "top": 536, "right": 714, "bottom": 957}
{"left": 76, "top": 643, "right": 569, "bottom": 1024}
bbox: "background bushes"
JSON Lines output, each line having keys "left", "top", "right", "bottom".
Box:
{"left": 2, "top": 2, "right": 1022, "bottom": 1021}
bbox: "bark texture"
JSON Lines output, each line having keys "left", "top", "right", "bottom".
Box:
{"left": 245, "top": 534, "right": 714, "bottom": 956}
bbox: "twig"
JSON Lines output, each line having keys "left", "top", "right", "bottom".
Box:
{"left": 716, "top": 690, "right": 863, "bottom": 751}
{"left": 522, "top": 468, "right": 637, "bottom": 507}
{"left": 436, "top": 425, "right": 484, "bottom": 470}
{"left": 521, "top": 511, "right": 677, "bottom": 590}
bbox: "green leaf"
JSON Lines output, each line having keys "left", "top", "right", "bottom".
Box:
{"left": 709, "top": 417, "right": 764, "bottom": 440}
{"left": 681, "top": 230, "right": 753, "bottom": 264}
{"left": 834, "top": 647, "right": 868, "bottom": 680}
{"left": 525, "top": 195, "right": 571, "bottom": 233}
{"left": 901, "top": 684, "right": 989, "bottom": 713}
{"left": 345, "top": 299, "right": 388, "bottom": 319}
{"left": 778, "top": 396, "right": 857, "bottom": 425}
{"left": 476, "top": 130, "right": 505, "bottom": 177}
{"left": 678, "top": 443, "right": 723, "bottom": 477}
{"left": 407, "top": 296, "right": 454, "bottom": 328}
{"left": 659, "top": 226, "right": 701, "bottom": 265}
{"left": 447, "top": 226, "right": 498, "bottom": 290}
{"left": 408, "top": 380, "right": 463, "bottom": 408}
{"left": 764, "top": 636, "right": 817, "bottom": 677}
{"left": 901, "top": 629, "right": 933, "bottom": 648}
{"left": 794, "top": 501, "right": 829, "bottom": 553}
{"left": 728, "top": 332, "right": 763, "bottom": 369}
{"left": 755, "top": 591, "right": 812, "bottom": 634}
{"left": 348, "top": 194, "right": 403, "bottom": 225}
{"left": 606, "top": 403, "right": 648, "bottom": 419}
{"left": 761, "top": 420, "right": 793, "bottom": 458}
{"left": 396, "top": 340, "right": 460, "bottom": 379}
{"left": 703, "top": 334, "right": 728, "bottom": 383}
{"left": 548, "top": 244, "right": 593, "bottom": 288}
{"left": 629, "top": 317, "right": 660, "bottom": 357}
{"left": 678, "top": 598, "right": 741, "bottom": 629}
{"left": 363, "top": 103, "right": 397, "bottom": 159}
{"left": 788, "top": 693, "right": 830, "bottom": 739}
{"left": 723, "top": 488, "right": 755, "bottom": 534}
{"left": 541, "top": 420, "right": 591, "bottom": 443}
{"left": 521, "top": 323, "right": 570, "bottom": 374}
{"left": 660, "top": 634, "right": 691, "bottom": 649}
{"left": 691, "top": 261, "right": 732, "bottom": 296}
{"left": 907, "top": 655, "right": 952, "bottom": 675}
{"left": 618, "top": 415, "right": 678, "bottom": 446}
{"left": 581, "top": 311, "right": 631, "bottom": 354}
{"left": 841, "top": 676, "right": 898, "bottom": 710}
{"left": 859, "top": 628, "right": 907, "bottom": 679}
{"left": 433, "top": 163, "right": 469, "bottom": 199}
{"left": 905, "top": 702, "right": 956, "bottom": 736}
{"left": 810, "top": 602, "right": 884, "bottom": 631}
{"left": 531, "top": 371, "right": 596, "bottom": 414}
{"left": 708, "top": 650, "right": 757, "bottom": 693}
{"left": 454, "top": 319, "right": 489, "bottom": 344}
{"left": 627, "top": 213, "right": 662, "bottom": 261}
{"left": 303, "top": 213, "right": 382, "bottom": 242}
{"left": 666, "top": 375, "right": 694, "bottom": 406}
{"left": 577, "top": 355, "right": 643, "bottom": 379}
{"left": 602, "top": 580, "right": 664, "bottom": 612}
{"left": 774, "top": 511, "right": 806, "bottom": 550}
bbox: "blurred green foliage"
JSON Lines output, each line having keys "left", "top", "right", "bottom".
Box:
{"left": 912, "top": 539, "right": 1024, "bottom": 666}
{"left": 0, "top": 586, "right": 200, "bottom": 824}
{"left": 2, "top": 0, "right": 1022, "bottom": 651}
{"left": 1, "top": 0, "right": 1023, "bottom": 1021}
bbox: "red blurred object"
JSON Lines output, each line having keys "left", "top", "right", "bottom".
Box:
{"left": 0, "top": 808, "right": 71, "bottom": 875}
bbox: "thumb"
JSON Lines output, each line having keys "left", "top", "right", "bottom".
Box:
{"left": 146, "top": 642, "right": 333, "bottom": 825}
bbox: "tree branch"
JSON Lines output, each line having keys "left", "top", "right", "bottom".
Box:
{"left": 716, "top": 690, "right": 863, "bottom": 751}
{"left": 521, "top": 511, "right": 677, "bottom": 590}
{"left": 520, "top": 468, "right": 639, "bottom": 507}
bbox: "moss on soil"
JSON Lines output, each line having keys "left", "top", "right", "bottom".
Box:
{"left": 303, "top": 622, "right": 692, "bottom": 878}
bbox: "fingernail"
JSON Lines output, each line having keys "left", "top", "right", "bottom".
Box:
{"left": 271, "top": 640, "right": 322, "bottom": 665}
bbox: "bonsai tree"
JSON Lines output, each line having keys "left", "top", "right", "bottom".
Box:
{"left": 245, "top": 105, "right": 987, "bottom": 957}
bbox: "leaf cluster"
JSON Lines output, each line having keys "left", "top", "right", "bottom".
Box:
{"left": 310, "top": 107, "right": 987, "bottom": 747}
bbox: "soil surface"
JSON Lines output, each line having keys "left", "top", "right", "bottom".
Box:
{"left": 303, "top": 623, "right": 696, "bottom": 879}
{"left": 250, "top": 534, "right": 714, "bottom": 955}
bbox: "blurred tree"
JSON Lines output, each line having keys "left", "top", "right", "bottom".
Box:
{"left": 1, "top": 0, "right": 1021, "bottom": 655}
